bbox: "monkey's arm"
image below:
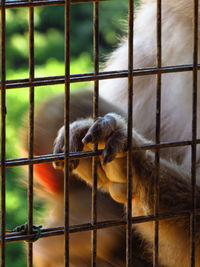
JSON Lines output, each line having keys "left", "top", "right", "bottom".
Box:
{"left": 54, "top": 112, "right": 200, "bottom": 212}
{"left": 54, "top": 113, "right": 200, "bottom": 266}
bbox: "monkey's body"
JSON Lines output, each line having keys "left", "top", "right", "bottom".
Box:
{"left": 98, "top": 3, "right": 200, "bottom": 264}
{"left": 100, "top": 0, "right": 199, "bottom": 169}
{"left": 54, "top": 1, "right": 200, "bottom": 266}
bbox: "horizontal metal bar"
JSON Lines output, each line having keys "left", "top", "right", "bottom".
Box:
{"left": 1, "top": 0, "right": 107, "bottom": 9}
{"left": 0, "top": 64, "right": 200, "bottom": 90}
{"left": 1, "top": 139, "right": 200, "bottom": 168}
{"left": 3, "top": 151, "right": 103, "bottom": 167}
{"left": 2, "top": 208, "right": 200, "bottom": 244}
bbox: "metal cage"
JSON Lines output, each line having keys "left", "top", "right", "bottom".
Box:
{"left": 0, "top": 0, "right": 199, "bottom": 266}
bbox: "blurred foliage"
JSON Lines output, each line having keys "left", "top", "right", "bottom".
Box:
{"left": 6, "top": 1, "right": 130, "bottom": 70}
{"left": 4, "top": 0, "right": 139, "bottom": 266}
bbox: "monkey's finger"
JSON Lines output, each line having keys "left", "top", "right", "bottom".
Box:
{"left": 82, "top": 113, "right": 127, "bottom": 164}
{"left": 82, "top": 114, "right": 117, "bottom": 144}
{"left": 53, "top": 158, "right": 78, "bottom": 171}
{"left": 53, "top": 160, "right": 64, "bottom": 170}
{"left": 69, "top": 119, "right": 94, "bottom": 153}
{"left": 102, "top": 130, "right": 127, "bottom": 164}
{"left": 53, "top": 120, "right": 92, "bottom": 170}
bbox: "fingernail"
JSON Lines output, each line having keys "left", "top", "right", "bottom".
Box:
{"left": 82, "top": 134, "right": 92, "bottom": 144}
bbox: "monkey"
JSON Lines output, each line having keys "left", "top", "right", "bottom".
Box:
{"left": 22, "top": 91, "right": 151, "bottom": 266}
{"left": 53, "top": 0, "right": 200, "bottom": 266}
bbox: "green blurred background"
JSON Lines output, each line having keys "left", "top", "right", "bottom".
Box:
{"left": 3, "top": 0, "right": 140, "bottom": 265}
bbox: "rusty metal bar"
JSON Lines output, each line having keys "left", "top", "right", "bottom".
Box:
{"left": 0, "top": 0, "right": 6, "bottom": 265}
{"left": 0, "top": 0, "right": 199, "bottom": 265}
{"left": 190, "top": 0, "right": 198, "bottom": 266}
{"left": 153, "top": 0, "right": 162, "bottom": 266}
{"left": 2, "top": 139, "right": 200, "bottom": 168}
{"left": 91, "top": 2, "right": 99, "bottom": 266}
{"left": 126, "top": 0, "right": 134, "bottom": 266}
{"left": 64, "top": 0, "right": 70, "bottom": 265}
{"left": 27, "top": 1, "right": 35, "bottom": 266}
{"left": 3, "top": 64, "right": 200, "bottom": 90}
{"left": 1, "top": 208, "right": 200, "bottom": 244}
{"left": 1, "top": 0, "right": 106, "bottom": 9}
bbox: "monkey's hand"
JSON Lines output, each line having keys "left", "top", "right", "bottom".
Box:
{"left": 53, "top": 113, "right": 137, "bottom": 203}
{"left": 53, "top": 118, "right": 94, "bottom": 171}
{"left": 82, "top": 113, "right": 128, "bottom": 164}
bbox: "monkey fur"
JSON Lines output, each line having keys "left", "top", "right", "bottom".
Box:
{"left": 53, "top": 0, "right": 200, "bottom": 266}
{"left": 23, "top": 92, "right": 150, "bottom": 266}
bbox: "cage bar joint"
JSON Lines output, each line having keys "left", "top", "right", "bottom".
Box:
{"left": 9, "top": 222, "right": 42, "bottom": 243}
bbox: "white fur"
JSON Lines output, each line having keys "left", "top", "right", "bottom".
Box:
{"left": 100, "top": 0, "right": 200, "bottom": 180}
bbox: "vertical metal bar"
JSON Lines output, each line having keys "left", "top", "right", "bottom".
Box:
{"left": 0, "top": 0, "right": 6, "bottom": 266}
{"left": 64, "top": 0, "right": 70, "bottom": 265}
{"left": 91, "top": 2, "right": 99, "bottom": 267}
{"left": 126, "top": 0, "right": 134, "bottom": 266}
{"left": 154, "top": 0, "right": 162, "bottom": 266}
{"left": 27, "top": 2, "right": 35, "bottom": 266}
{"left": 190, "top": 1, "right": 198, "bottom": 266}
